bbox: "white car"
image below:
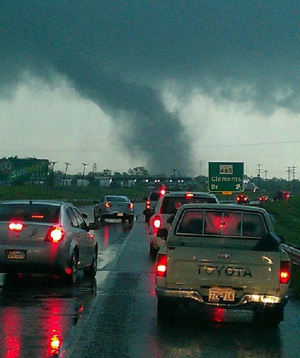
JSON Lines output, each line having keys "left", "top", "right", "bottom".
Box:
{"left": 155, "top": 203, "right": 290, "bottom": 324}
{"left": 0, "top": 200, "right": 99, "bottom": 284}
{"left": 148, "top": 191, "right": 219, "bottom": 257}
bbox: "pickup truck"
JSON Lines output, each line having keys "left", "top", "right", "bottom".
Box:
{"left": 155, "top": 203, "right": 291, "bottom": 324}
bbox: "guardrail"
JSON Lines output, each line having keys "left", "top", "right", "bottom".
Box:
{"left": 281, "top": 244, "right": 300, "bottom": 267}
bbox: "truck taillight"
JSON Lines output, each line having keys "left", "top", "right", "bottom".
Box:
{"left": 156, "top": 254, "right": 167, "bottom": 277}
{"left": 47, "top": 226, "right": 65, "bottom": 243}
{"left": 280, "top": 261, "right": 291, "bottom": 284}
{"left": 105, "top": 202, "right": 112, "bottom": 208}
{"left": 128, "top": 203, "right": 134, "bottom": 209}
{"left": 153, "top": 216, "right": 161, "bottom": 229}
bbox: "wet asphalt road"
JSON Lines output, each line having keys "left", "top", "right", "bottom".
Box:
{"left": 0, "top": 203, "right": 299, "bottom": 358}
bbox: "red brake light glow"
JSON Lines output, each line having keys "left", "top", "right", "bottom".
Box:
{"left": 48, "top": 227, "right": 65, "bottom": 243}
{"left": 128, "top": 203, "right": 134, "bottom": 209}
{"left": 145, "top": 200, "right": 151, "bottom": 209}
{"left": 105, "top": 202, "right": 112, "bottom": 208}
{"left": 185, "top": 193, "right": 194, "bottom": 199}
{"left": 156, "top": 254, "right": 167, "bottom": 277}
{"left": 280, "top": 261, "right": 291, "bottom": 284}
{"left": 153, "top": 216, "right": 161, "bottom": 229}
{"left": 8, "top": 222, "right": 24, "bottom": 232}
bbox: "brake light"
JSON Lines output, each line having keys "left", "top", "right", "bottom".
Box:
{"left": 8, "top": 222, "right": 24, "bottom": 232}
{"left": 105, "top": 202, "right": 112, "bottom": 208}
{"left": 145, "top": 200, "right": 151, "bottom": 209}
{"left": 153, "top": 216, "right": 161, "bottom": 229}
{"left": 185, "top": 193, "right": 194, "bottom": 199}
{"left": 159, "top": 185, "right": 167, "bottom": 196}
{"left": 279, "top": 261, "right": 291, "bottom": 284}
{"left": 128, "top": 203, "right": 134, "bottom": 209}
{"left": 156, "top": 254, "right": 167, "bottom": 277}
{"left": 47, "top": 226, "right": 65, "bottom": 243}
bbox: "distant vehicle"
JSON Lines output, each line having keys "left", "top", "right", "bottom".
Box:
{"left": 243, "top": 180, "right": 259, "bottom": 192}
{"left": 235, "top": 193, "right": 249, "bottom": 205}
{"left": 143, "top": 187, "right": 166, "bottom": 223}
{"left": 0, "top": 200, "right": 98, "bottom": 284}
{"left": 155, "top": 203, "right": 290, "bottom": 324}
{"left": 148, "top": 191, "right": 219, "bottom": 257}
{"left": 94, "top": 195, "right": 134, "bottom": 223}
{"left": 274, "top": 191, "right": 290, "bottom": 201}
{"left": 259, "top": 195, "right": 270, "bottom": 202}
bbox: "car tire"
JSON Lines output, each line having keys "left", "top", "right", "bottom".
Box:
{"left": 253, "top": 306, "right": 284, "bottom": 326}
{"left": 67, "top": 251, "right": 78, "bottom": 285}
{"left": 157, "top": 299, "right": 175, "bottom": 320}
{"left": 150, "top": 244, "right": 158, "bottom": 260}
{"left": 100, "top": 215, "right": 106, "bottom": 223}
{"left": 84, "top": 248, "right": 98, "bottom": 278}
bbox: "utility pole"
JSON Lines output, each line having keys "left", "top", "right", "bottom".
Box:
{"left": 172, "top": 168, "right": 177, "bottom": 178}
{"left": 63, "top": 162, "right": 70, "bottom": 186}
{"left": 264, "top": 170, "right": 268, "bottom": 180}
{"left": 81, "top": 163, "right": 89, "bottom": 186}
{"left": 257, "top": 164, "right": 262, "bottom": 188}
{"left": 49, "top": 161, "right": 57, "bottom": 186}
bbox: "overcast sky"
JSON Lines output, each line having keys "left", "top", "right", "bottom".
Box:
{"left": 1, "top": 1, "right": 300, "bottom": 178}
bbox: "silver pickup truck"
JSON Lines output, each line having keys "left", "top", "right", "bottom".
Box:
{"left": 155, "top": 203, "right": 291, "bottom": 324}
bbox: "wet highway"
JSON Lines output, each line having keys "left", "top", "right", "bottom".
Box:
{"left": 0, "top": 203, "right": 299, "bottom": 358}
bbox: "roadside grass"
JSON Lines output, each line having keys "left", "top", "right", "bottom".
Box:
{"left": 0, "top": 186, "right": 148, "bottom": 204}
{"left": 259, "top": 196, "right": 300, "bottom": 249}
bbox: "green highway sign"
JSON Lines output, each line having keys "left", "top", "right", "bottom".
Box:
{"left": 208, "top": 162, "right": 244, "bottom": 192}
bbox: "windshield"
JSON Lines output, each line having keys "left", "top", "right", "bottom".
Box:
{"left": 161, "top": 196, "right": 217, "bottom": 215}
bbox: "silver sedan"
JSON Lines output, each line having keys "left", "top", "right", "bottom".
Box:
{"left": 0, "top": 200, "right": 98, "bottom": 284}
{"left": 94, "top": 195, "right": 134, "bottom": 223}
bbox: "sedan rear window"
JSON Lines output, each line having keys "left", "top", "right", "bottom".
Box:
{"left": 0, "top": 204, "right": 60, "bottom": 223}
{"left": 106, "top": 196, "right": 129, "bottom": 202}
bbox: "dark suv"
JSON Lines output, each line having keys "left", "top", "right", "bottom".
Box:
{"left": 143, "top": 191, "right": 161, "bottom": 223}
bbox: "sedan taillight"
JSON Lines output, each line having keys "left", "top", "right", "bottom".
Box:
{"left": 152, "top": 216, "right": 161, "bottom": 229}
{"left": 156, "top": 254, "right": 167, "bottom": 277}
{"left": 46, "top": 226, "right": 65, "bottom": 243}
{"left": 105, "top": 202, "right": 112, "bottom": 208}
{"left": 279, "top": 261, "right": 291, "bottom": 284}
{"left": 128, "top": 203, "right": 134, "bottom": 209}
{"left": 8, "top": 222, "right": 25, "bottom": 232}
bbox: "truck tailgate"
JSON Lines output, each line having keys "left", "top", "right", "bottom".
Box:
{"left": 166, "top": 246, "right": 281, "bottom": 290}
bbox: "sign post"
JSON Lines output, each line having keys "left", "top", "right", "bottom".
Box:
{"left": 208, "top": 162, "right": 244, "bottom": 193}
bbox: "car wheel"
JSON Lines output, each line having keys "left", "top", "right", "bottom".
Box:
{"left": 157, "top": 299, "right": 175, "bottom": 320}
{"left": 67, "top": 251, "right": 78, "bottom": 285}
{"left": 150, "top": 244, "right": 158, "bottom": 260}
{"left": 84, "top": 248, "right": 98, "bottom": 278}
{"left": 253, "top": 306, "right": 284, "bottom": 326}
{"left": 100, "top": 215, "right": 106, "bottom": 223}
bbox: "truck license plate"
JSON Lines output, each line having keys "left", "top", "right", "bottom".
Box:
{"left": 6, "top": 250, "right": 26, "bottom": 260}
{"left": 208, "top": 287, "right": 235, "bottom": 302}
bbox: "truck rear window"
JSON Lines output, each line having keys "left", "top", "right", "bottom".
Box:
{"left": 176, "top": 210, "right": 267, "bottom": 238}
{"left": 0, "top": 204, "right": 60, "bottom": 223}
{"left": 161, "top": 197, "right": 218, "bottom": 215}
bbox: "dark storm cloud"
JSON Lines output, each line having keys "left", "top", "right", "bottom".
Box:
{"left": 1, "top": 1, "right": 300, "bottom": 173}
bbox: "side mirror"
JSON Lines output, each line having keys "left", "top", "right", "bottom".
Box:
{"left": 143, "top": 197, "right": 147, "bottom": 201}
{"left": 157, "top": 228, "right": 168, "bottom": 240}
{"left": 81, "top": 213, "right": 88, "bottom": 219}
{"left": 94, "top": 200, "right": 99, "bottom": 204}
{"left": 278, "top": 234, "right": 285, "bottom": 244}
{"left": 88, "top": 222, "right": 99, "bottom": 230}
